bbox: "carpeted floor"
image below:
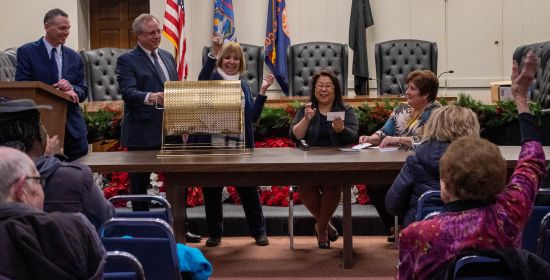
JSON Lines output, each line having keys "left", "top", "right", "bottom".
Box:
{"left": 187, "top": 236, "right": 398, "bottom": 279}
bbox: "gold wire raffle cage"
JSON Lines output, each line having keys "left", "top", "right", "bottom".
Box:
{"left": 158, "top": 80, "right": 248, "bottom": 156}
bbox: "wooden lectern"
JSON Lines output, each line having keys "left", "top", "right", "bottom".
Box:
{"left": 0, "top": 81, "right": 70, "bottom": 147}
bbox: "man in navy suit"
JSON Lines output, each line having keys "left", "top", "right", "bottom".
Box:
{"left": 15, "top": 8, "right": 88, "bottom": 161}
{"left": 116, "top": 14, "right": 201, "bottom": 242}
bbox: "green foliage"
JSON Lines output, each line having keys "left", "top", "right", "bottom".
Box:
{"left": 84, "top": 103, "right": 122, "bottom": 142}
{"left": 456, "top": 93, "right": 542, "bottom": 128}
{"left": 354, "top": 99, "right": 397, "bottom": 135}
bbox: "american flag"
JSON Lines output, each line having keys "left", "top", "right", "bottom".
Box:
{"left": 163, "top": 0, "right": 188, "bottom": 80}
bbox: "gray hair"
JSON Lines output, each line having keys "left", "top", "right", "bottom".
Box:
{"left": 0, "top": 147, "right": 36, "bottom": 202}
{"left": 44, "top": 8, "right": 68, "bottom": 24}
{"left": 132, "top": 14, "right": 160, "bottom": 35}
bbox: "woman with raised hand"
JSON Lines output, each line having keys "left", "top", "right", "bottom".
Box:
{"left": 289, "top": 70, "right": 358, "bottom": 249}
{"left": 397, "top": 51, "right": 548, "bottom": 279}
{"left": 196, "top": 35, "right": 274, "bottom": 247}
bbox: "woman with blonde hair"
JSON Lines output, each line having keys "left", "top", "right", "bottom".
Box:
{"left": 193, "top": 35, "right": 274, "bottom": 247}
{"left": 385, "top": 105, "right": 480, "bottom": 228}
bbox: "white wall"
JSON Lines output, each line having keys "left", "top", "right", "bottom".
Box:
{"left": 2, "top": 0, "right": 550, "bottom": 103}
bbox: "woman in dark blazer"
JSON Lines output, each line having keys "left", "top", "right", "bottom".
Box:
{"left": 197, "top": 36, "right": 274, "bottom": 247}
{"left": 289, "top": 70, "right": 358, "bottom": 248}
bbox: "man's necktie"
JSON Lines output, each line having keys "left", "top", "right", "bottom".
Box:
{"left": 50, "top": 48, "right": 59, "bottom": 81}
{"left": 151, "top": 51, "right": 167, "bottom": 83}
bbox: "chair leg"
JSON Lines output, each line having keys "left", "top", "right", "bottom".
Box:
{"left": 393, "top": 216, "right": 399, "bottom": 249}
{"left": 289, "top": 185, "right": 295, "bottom": 250}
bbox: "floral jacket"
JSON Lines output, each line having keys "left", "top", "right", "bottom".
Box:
{"left": 396, "top": 114, "right": 547, "bottom": 280}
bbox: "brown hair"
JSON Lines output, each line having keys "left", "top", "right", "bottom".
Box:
{"left": 310, "top": 70, "right": 345, "bottom": 110}
{"left": 215, "top": 42, "right": 246, "bottom": 74}
{"left": 440, "top": 137, "right": 507, "bottom": 201}
{"left": 421, "top": 105, "right": 480, "bottom": 142}
{"left": 406, "top": 70, "right": 439, "bottom": 102}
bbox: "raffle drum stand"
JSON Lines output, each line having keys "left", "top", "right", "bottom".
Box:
{"left": 158, "top": 80, "right": 248, "bottom": 157}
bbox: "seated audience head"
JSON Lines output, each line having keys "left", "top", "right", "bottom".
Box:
{"left": 0, "top": 147, "right": 44, "bottom": 209}
{"left": 0, "top": 99, "right": 49, "bottom": 158}
{"left": 216, "top": 41, "right": 246, "bottom": 76}
{"left": 405, "top": 70, "right": 439, "bottom": 107}
{"left": 421, "top": 105, "right": 480, "bottom": 142}
{"left": 439, "top": 136, "right": 507, "bottom": 203}
{"left": 310, "top": 70, "right": 344, "bottom": 109}
{"left": 132, "top": 13, "right": 161, "bottom": 52}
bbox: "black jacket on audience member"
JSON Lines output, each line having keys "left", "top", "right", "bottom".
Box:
{"left": 0, "top": 203, "right": 106, "bottom": 280}
{"left": 36, "top": 155, "right": 115, "bottom": 229}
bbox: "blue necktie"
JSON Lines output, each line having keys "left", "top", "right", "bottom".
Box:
{"left": 151, "top": 51, "right": 167, "bottom": 83}
{"left": 50, "top": 48, "right": 59, "bottom": 81}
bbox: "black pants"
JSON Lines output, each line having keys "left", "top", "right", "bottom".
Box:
{"left": 127, "top": 136, "right": 182, "bottom": 211}
{"left": 366, "top": 185, "right": 397, "bottom": 233}
{"left": 203, "top": 186, "right": 266, "bottom": 238}
{"left": 64, "top": 131, "right": 88, "bottom": 162}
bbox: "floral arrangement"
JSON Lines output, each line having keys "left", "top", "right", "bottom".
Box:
{"left": 84, "top": 103, "right": 123, "bottom": 142}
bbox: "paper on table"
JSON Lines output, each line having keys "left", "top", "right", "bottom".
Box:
{"left": 327, "top": 111, "right": 345, "bottom": 121}
{"left": 352, "top": 143, "right": 372, "bottom": 150}
{"left": 369, "top": 146, "right": 399, "bottom": 152}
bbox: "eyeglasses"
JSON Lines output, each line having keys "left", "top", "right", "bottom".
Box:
{"left": 140, "top": 29, "right": 161, "bottom": 37}
{"left": 315, "top": 84, "right": 335, "bottom": 90}
{"left": 25, "top": 176, "right": 46, "bottom": 187}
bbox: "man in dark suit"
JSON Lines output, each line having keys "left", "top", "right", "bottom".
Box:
{"left": 116, "top": 13, "right": 201, "bottom": 242}
{"left": 15, "top": 8, "right": 88, "bottom": 161}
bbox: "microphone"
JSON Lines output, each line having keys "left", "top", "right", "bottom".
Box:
{"left": 369, "top": 77, "right": 405, "bottom": 95}
{"left": 437, "top": 70, "right": 454, "bottom": 79}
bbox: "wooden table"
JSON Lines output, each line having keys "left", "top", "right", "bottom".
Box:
{"left": 78, "top": 146, "right": 547, "bottom": 269}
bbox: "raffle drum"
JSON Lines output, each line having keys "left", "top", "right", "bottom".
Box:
{"left": 159, "top": 80, "right": 247, "bottom": 156}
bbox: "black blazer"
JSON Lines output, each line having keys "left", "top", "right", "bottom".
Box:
{"left": 116, "top": 46, "right": 178, "bottom": 148}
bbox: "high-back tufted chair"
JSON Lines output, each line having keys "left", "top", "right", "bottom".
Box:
{"left": 80, "top": 48, "right": 130, "bottom": 101}
{"left": 0, "top": 50, "right": 16, "bottom": 82}
{"left": 3, "top": 48, "right": 17, "bottom": 68}
{"left": 202, "top": 43, "right": 264, "bottom": 97}
{"left": 287, "top": 42, "right": 348, "bottom": 97}
{"left": 513, "top": 41, "right": 550, "bottom": 107}
{"left": 375, "top": 39, "right": 438, "bottom": 96}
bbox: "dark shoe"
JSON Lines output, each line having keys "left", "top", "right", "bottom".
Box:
{"left": 387, "top": 234, "right": 395, "bottom": 243}
{"left": 328, "top": 222, "right": 339, "bottom": 242}
{"left": 186, "top": 231, "right": 202, "bottom": 243}
{"left": 314, "top": 228, "right": 330, "bottom": 249}
{"left": 206, "top": 236, "right": 221, "bottom": 247}
{"left": 254, "top": 234, "right": 269, "bottom": 246}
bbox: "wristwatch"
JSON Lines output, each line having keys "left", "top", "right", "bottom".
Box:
{"left": 207, "top": 52, "right": 217, "bottom": 60}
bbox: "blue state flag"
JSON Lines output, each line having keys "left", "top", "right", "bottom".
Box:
{"left": 265, "top": 0, "right": 290, "bottom": 95}
{"left": 214, "top": 0, "right": 236, "bottom": 42}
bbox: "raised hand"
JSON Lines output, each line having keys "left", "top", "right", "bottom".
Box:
{"left": 304, "top": 102, "right": 317, "bottom": 121}
{"left": 511, "top": 50, "right": 537, "bottom": 113}
{"left": 211, "top": 34, "right": 223, "bottom": 57}
{"left": 259, "top": 73, "right": 274, "bottom": 95}
{"left": 332, "top": 116, "right": 344, "bottom": 133}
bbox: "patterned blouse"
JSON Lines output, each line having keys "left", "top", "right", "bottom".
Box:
{"left": 376, "top": 102, "right": 440, "bottom": 141}
{"left": 396, "top": 140, "right": 547, "bottom": 279}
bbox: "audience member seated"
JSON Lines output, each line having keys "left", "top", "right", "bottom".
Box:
{"left": 191, "top": 35, "right": 274, "bottom": 247}
{"left": 0, "top": 146, "right": 106, "bottom": 279}
{"left": 289, "top": 70, "right": 358, "bottom": 249}
{"left": 396, "top": 51, "right": 548, "bottom": 279}
{"left": 385, "top": 105, "right": 480, "bottom": 228}
{"left": 358, "top": 70, "right": 441, "bottom": 241}
{"left": 0, "top": 98, "right": 114, "bottom": 229}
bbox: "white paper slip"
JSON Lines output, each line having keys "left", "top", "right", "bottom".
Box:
{"left": 352, "top": 143, "right": 372, "bottom": 150}
{"left": 327, "top": 111, "right": 345, "bottom": 121}
{"left": 340, "top": 148, "right": 360, "bottom": 152}
{"left": 377, "top": 146, "right": 399, "bottom": 152}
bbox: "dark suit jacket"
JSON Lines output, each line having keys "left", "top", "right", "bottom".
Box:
{"left": 116, "top": 46, "right": 178, "bottom": 148}
{"left": 15, "top": 38, "right": 88, "bottom": 139}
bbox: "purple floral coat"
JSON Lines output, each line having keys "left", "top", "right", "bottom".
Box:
{"left": 397, "top": 141, "right": 547, "bottom": 279}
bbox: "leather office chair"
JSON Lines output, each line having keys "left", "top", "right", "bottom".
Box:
{"left": 4, "top": 48, "right": 17, "bottom": 66}
{"left": 202, "top": 43, "right": 264, "bottom": 97}
{"left": 80, "top": 48, "right": 130, "bottom": 101}
{"left": 513, "top": 41, "right": 550, "bottom": 108}
{"left": 287, "top": 42, "right": 348, "bottom": 96}
{"left": 0, "top": 50, "right": 16, "bottom": 82}
{"left": 374, "top": 39, "right": 438, "bottom": 95}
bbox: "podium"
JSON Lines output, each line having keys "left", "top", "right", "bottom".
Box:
{"left": 0, "top": 81, "right": 70, "bottom": 147}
